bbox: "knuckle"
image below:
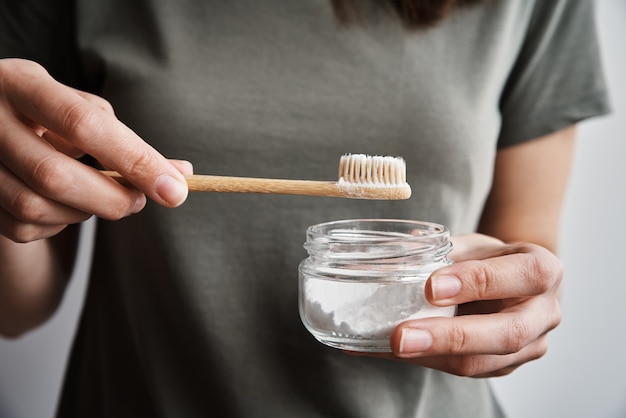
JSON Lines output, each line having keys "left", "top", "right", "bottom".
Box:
{"left": 30, "top": 156, "right": 74, "bottom": 196}
{"left": 16, "top": 58, "right": 47, "bottom": 75}
{"left": 523, "top": 244, "right": 564, "bottom": 294}
{"left": 530, "top": 258, "right": 555, "bottom": 292}
{"left": 488, "top": 364, "right": 520, "bottom": 378}
{"left": 89, "top": 95, "right": 114, "bottom": 115}
{"left": 123, "top": 149, "right": 160, "bottom": 179}
{"left": 465, "top": 260, "right": 494, "bottom": 299}
{"left": 449, "top": 356, "right": 484, "bottom": 377}
{"left": 548, "top": 298, "right": 563, "bottom": 330}
{"left": 95, "top": 191, "right": 140, "bottom": 221}
{"left": 447, "top": 323, "right": 469, "bottom": 354}
{"left": 4, "top": 222, "right": 45, "bottom": 243}
{"left": 75, "top": 90, "right": 115, "bottom": 115}
{"left": 534, "top": 335, "right": 550, "bottom": 360}
{"left": 503, "top": 316, "right": 533, "bottom": 354}
{"left": 0, "top": 58, "right": 45, "bottom": 80}
{"left": 8, "top": 190, "right": 48, "bottom": 223}
{"left": 60, "top": 101, "right": 107, "bottom": 144}
{"left": 99, "top": 201, "right": 132, "bottom": 221}
{"left": 0, "top": 59, "right": 45, "bottom": 97}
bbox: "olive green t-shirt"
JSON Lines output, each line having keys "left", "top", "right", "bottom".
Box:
{"left": 0, "top": 0, "right": 609, "bottom": 417}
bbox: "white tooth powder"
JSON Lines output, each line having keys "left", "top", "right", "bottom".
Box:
{"left": 301, "top": 275, "right": 456, "bottom": 348}
{"left": 298, "top": 219, "right": 456, "bottom": 352}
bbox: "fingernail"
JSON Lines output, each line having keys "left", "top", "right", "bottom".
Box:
{"left": 131, "top": 193, "right": 147, "bottom": 214}
{"left": 399, "top": 328, "right": 432, "bottom": 354}
{"left": 156, "top": 174, "right": 188, "bottom": 207}
{"left": 431, "top": 275, "right": 461, "bottom": 301}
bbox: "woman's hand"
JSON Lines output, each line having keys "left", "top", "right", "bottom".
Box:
{"left": 351, "top": 124, "right": 576, "bottom": 377}
{"left": 355, "top": 233, "right": 563, "bottom": 378}
{"left": 0, "top": 58, "right": 191, "bottom": 243}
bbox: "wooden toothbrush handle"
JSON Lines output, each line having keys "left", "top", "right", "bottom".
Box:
{"left": 101, "top": 172, "right": 410, "bottom": 200}
{"left": 185, "top": 174, "right": 339, "bottom": 196}
{"left": 103, "top": 171, "right": 341, "bottom": 196}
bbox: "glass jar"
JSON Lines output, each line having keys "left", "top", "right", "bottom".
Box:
{"left": 298, "top": 219, "right": 455, "bottom": 352}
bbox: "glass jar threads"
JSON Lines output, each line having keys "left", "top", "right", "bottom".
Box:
{"left": 298, "top": 219, "right": 455, "bottom": 352}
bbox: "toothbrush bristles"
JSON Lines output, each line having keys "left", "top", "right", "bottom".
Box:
{"left": 338, "top": 154, "right": 407, "bottom": 186}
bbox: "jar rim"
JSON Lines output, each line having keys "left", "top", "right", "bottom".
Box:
{"left": 306, "top": 219, "right": 449, "bottom": 241}
{"left": 304, "top": 219, "right": 451, "bottom": 262}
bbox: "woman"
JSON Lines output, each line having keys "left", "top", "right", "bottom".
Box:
{"left": 0, "top": 0, "right": 609, "bottom": 416}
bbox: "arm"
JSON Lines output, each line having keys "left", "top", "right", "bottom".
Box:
{"left": 0, "top": 226, "right": 78, "bottom": 337}
{"left": 374, "top": 126, "right": 575, "bottom": 377}
{"left": 477, "top": 125, "right": 576, "bottom": 253}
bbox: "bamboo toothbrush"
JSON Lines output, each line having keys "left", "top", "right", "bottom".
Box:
{"left": 103, "top": 154, "right": 411, "bottom": 200}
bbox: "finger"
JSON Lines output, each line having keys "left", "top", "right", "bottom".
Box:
{"left": 58, "top": 89, "right": 114, "bottom": 157}
{"left": 412, "top": 333, "right": 549, "bottom": 378}
{"left": 0, "top": 114, "right": 147, "bottom": 220}
{"left": 42, "top": 130, "right": 85, "bottom": 159}
{"left": 2, "top": 60, "right": 187, "bottom": 207}
{"left": 390, "top": 298, "right": 560, "bottom": 358}
{"left": 0, "top": 206, "right": 68, "bottom": 243}
{"left": 169, "top": 159, "right": 194, "bottom": 176}
{"left": 426, "top": 243, "right": 563, "bottom": 306}
{"left": 100, "top": 159, "right": 193, "bottom": 173}
{"left": 0, "top": 163, "right": 93, "bottom": 225}
{"left": 410, "top": 335, "right": 548, "bottom": 378}
{"left": 71, "top": 89, "right": 116, "bottom": 115}
{"left": 345, "top": 333, "right": 549, "bottom": 377}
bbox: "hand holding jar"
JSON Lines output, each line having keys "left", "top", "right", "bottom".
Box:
{"left": 382, "top": 233, "right": 563, "bottom": 378}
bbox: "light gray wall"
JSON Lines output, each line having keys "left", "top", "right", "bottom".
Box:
{"left": 0, "top": 1, "right": 624, "bottom": 417}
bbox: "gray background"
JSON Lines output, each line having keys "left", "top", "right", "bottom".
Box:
{"left": 0, "top": 1, "right": 624, "bottom": 417}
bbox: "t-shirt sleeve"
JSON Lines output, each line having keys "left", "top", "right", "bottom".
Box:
{"left": 497, "top": 0, "right": 611, "bottom": 148}
{"left": 0, "top": 0, "right": 81, "bottom": 87}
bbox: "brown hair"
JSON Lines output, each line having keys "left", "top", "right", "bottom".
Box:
{"left": 330, "top": 0, "right": 487, "bottom": 29}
